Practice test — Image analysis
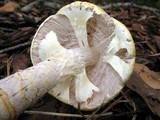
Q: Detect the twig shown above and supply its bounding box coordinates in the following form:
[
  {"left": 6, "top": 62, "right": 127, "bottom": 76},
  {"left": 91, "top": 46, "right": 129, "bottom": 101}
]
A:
[
  {"left": 6, "top": 59, "right": 11, "bottom": 76},
  {"left": 86, "top": 101, "right": 105, "bottom": 120},
  {"left": 118, "top": 100, "right": 137, "bottom": 120},
  {"left": 147, "top": 53, "right": 160, "bottom": 57},
  {"left": 93, "top": 95, "right": 124, "bottom": 120},
  {"left": 100, "top": 2, "right": 160, "bottom": 17},
  {"left": 24, "top": 110, "right": 143, "bottom": 119},
  {"left": 0, "top": 41, "right": 31, "bottom": 54},
  {"left": 21, "top": 0, "right": 42, "bottom": 12},
  {"left": 76, "top": 101, "right": 105, "bottom": 119},
  {"left": 77, "top": 103, "right": 86, "bottom": 118},
  {"left": 121, "top": 90, "right": 138, "bottom": 120},
  {"left": 44, "top": 2, "right": 61, "bottom": 9},
  {"left": 24, "top": 110, "right": 112, "bottom": 118},
  {"left": 103, "top": 111, "right": 143, "bottom": 118}
]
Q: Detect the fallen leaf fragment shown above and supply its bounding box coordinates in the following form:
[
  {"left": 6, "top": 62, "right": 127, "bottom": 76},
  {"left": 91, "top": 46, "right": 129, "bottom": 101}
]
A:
[
  {"left": 134, "top": 63, "right": 160, "bottom": 89},
  {"left": 0, "top": 1, "right": 20, "bottom": 13},
  {"left": 154, "top": 35, "right": 160, "bottom": 49},
  {"left": 127, "top": 63, "right": 160, "bottom": 117},
  {"left": 11, "top": 53, "right": 30, "bottom": 73}
]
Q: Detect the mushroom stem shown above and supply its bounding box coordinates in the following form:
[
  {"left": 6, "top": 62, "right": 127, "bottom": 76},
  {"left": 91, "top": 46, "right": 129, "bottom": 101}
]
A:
[{"left": 0, "top": 48, "right": 97, "bottom": 120}]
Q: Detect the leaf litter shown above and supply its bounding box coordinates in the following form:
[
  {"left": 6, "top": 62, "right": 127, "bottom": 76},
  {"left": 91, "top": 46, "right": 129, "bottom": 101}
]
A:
[{"left": 0, "top": 1, "right": 160, "bottom": 120}]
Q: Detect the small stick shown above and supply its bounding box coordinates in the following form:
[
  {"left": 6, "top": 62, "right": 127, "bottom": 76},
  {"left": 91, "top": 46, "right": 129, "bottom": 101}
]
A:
[
  {"left": 6, "top": 59, "right": 11, "bottom": 76},
  {"left": 0, "top": 41, "right": 31, "bottom": 54},
  {"left": 93, "top": 95, "right": 124, "bottom": 120},
  {"left": 21, "top": 0, "right": 42, "bottom": 12},
  {"left": 24, "top": 110, "right": 112, "bottom": 118},
  {"left": 44, "top": 2, "right": 61, "bottom": 9},
  {"left": 147, "top": 53, "right": 160, "bottom": 57}
]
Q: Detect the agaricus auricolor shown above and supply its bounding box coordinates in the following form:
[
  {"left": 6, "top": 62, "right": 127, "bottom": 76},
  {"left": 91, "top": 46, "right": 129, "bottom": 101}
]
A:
[{"left": 30, "top": 1, "right": 135, "bottom": 110}]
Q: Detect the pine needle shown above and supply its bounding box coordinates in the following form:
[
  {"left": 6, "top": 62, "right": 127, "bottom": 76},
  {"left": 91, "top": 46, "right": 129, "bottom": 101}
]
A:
[{"left": 24, "top": 110, "right": 112, "bottom": 118}]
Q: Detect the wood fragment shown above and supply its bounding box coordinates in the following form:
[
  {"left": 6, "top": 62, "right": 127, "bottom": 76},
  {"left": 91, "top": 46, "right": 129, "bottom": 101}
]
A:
[
  {"left": 6, "top": 59, "right": 11, "bottom": 76},
  {"left": 93, "top": 95, "right": 124, "bottom": 120},
  {"left": 21, "top": 0, "right": 41, "bottom": 12},
  {"left": 147, "top": 53, "right": 160, "bottom": 57},
  {"left": 127, "top": 65, "right": 160, "bottom": 117},
  {"left": 44, "top": 2, "right": 61, "bottom": 9},
  {"left": 0, "top": 41, "right": 31, "bottom": 54}
]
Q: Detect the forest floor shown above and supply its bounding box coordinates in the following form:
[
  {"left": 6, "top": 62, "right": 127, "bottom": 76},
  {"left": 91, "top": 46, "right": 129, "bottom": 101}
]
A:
[{"left": 0, "top": 0, "right": 160, "bottom": 120}]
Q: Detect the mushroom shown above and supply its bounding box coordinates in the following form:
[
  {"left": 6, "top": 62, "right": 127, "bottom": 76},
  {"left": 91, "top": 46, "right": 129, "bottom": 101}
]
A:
[
  {"left": 0, "top": 46, "right": 97, "bottom": 119},
  {"left": 30, "top": 1, "right": 135, "bottom": 110},
  {"left": 0, "top": 1, "right": 135, "bottom": 119}
]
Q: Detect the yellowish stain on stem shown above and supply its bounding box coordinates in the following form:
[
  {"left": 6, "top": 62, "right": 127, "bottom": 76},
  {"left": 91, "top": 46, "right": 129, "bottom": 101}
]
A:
[{"left": 0, "top": 89, "right": 17, "bottom": 119}]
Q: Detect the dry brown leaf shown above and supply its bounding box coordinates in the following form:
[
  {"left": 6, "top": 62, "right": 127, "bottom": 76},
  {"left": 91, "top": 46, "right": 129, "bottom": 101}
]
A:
[
  {"left": 11, "top": 53, "right": 30, "bottom": 73},
  {"left": 127, "top": 63, "right": 160, "bottom": 116},
  {"left": 154, "top": 35, "right": 160, "bottom": 49},
  {"left": 134, "top": 63, "right": 160, "bottom": 89},
  {"left": 138, "top": 15, "right": 147, "bottom": 21},
  {"left": 0, "top": 1, "right": 20, "bottom": 13},
  {"left": 132, "top": 23, "right": 145, "bottom": 31}
]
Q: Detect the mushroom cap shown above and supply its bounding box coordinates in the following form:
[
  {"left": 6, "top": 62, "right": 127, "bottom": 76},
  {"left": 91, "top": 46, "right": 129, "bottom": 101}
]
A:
[{"left": 30, "top": 1, "right": 135, "bottom": 110}]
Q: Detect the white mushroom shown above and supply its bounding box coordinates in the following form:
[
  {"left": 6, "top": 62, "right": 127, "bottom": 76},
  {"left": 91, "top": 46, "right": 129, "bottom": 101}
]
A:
[
  {"left": 30, "top": 1, "right": 135, "bottom": 110},
  {"left": 0, "top": 1, "right": 136, "bottom": 119}
]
